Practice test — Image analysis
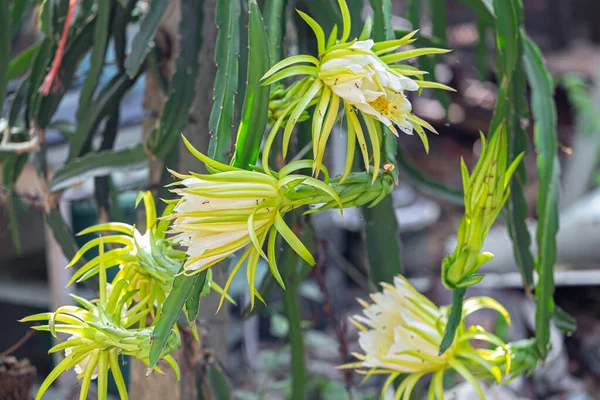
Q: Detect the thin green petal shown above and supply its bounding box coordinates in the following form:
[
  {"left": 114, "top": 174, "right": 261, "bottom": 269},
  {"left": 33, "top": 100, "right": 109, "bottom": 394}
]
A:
[
  {"left": 359, "top": 15, "right": 372, "bottom": 41},
  {"left": 181, "top": 135, "right": 237, "bottom": 172},
  {"left": 380, "top": 48, "right": 451, "bottom": 64},
  {"left": 262, "top": 65, "right": 318, "bottom": 86},
  {"left": 297, "top": 10, "right": 326, "bottom": 55},
  {"left": 262, "top": 54, "right": 320, "bottom": 81},
  {"left": 414, "top": 80, "right": 456, "bottom": 92},
  {"left": 267, "top": 226, "right": 286, "bottom": 289},
  {"left": 449, "top": 359, "right": 486, "bottom": 400},
  {"left": 79, "top": 350, "right": 100, "bottom": 400},
  {"left": 337, "top": 0, "right": 351, "bottom": 43},
  {"left": 283, "top": 79, "right": 323, "bottom": 158},
  {"left": 363, "top": 115, "right": 381, "bottom": 183},
  {"left": 274, "top": 212, "right": 315, "bottom": 265},
  {"left": 314, "top": 93, "right": 340, "bottom": 175},
  {"left": 326, "top": 24, "right": 338, "bottom": 49},
  {"left": 77, "top": 222, "right": 134, "bottom": 237}
]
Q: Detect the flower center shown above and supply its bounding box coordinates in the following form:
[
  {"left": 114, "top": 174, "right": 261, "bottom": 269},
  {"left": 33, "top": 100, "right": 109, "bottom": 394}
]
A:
[{"left": 368, "top": 93, "right": 408, "bottom": 121}]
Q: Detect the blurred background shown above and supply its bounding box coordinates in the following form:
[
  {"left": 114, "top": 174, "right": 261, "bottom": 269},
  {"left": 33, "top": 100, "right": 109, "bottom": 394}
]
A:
[{"left": 1, "top": 0, "right": 599, "bottom": 399}]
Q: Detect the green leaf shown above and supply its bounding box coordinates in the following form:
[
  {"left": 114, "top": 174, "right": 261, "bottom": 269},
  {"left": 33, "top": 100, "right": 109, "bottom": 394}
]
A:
[
  {"left": 361, "top": 196, "right": 403, "bottom": 286},
  {"left": 439, "top": 287, "right": 466, "bottom": 354},
  {"left": 77, "top": 0, "right": 111, "bottom": 117},
  {"left": 67, "top": 72, "right": 137, "bottom": 161},
  {"left": 551, "top": 305, "right": 577, "bottom": 334},
  {"left": 46, "top": 208, "right": 82, "bottom": 266},
  {"left": 489, "top": 1, "right": 535, "bottom": 291},
  {"left": 184, "top": 270, "right": 208, "bottom": 323},
  {"left": 7, "top": 42, "right": 42, "bottom": 81},
  {"left": 206, "top": 361, "right": 232, "bottom": 400},
  {"left": 396, "top": 143, "right": 463, "bottom": 206},
  {"left": 369, "top": 0, "right": 394, "bottom": 41},
  {"left": 149, "top": 267, "right": 199, "bottom": 368},
  {"left": 51, "top": 144, "right": 147, "bottom": 193},
  {"left": 125, "top": 0, "right": 168, "bottom": 78},
  {"left": 149, "top": 0, "right": 204, "bottom": 160},
  {"left": 208, "top": 0, "right": 240, "bottom": 164},
  {"left": 264, "top": 0, "right": 288, "bottom": 63},
  {"left": 407, "top": 0, "right": 421, "bottom": 30},
  {"left": 429, "top": 0, "right": 448, "bottom": 44},
  {"left": 230, "top": 0, "right": 271, "bottom": 170},
  {"left": 523, "top": 33, "right": 560, "bottom": 359},
  {"left": 0, "top": 0, "right": 10, "bottom": 110},
  {"left": 459, "top": 0, "right": 495, "bottom": 26},
  {"left": 10, "top": 0, "right": 31, "bottom": 38},
  {"left": 493, "top": 0, "right": 519, "bottom": 77}
]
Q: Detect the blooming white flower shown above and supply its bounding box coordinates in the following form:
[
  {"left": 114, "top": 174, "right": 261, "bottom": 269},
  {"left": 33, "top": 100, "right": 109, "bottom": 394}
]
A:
[
  {"left": 343, "top": 275, "right": 515, "bottom": 400},
  {"left": 261, "top": 0, "right": 454, "bottom": 181},
  {"left": 167, "top": 136, "right": 342, "bottom": 309},
  {"left": 320, "top": 40, "right": 421, "bottom": 136}
]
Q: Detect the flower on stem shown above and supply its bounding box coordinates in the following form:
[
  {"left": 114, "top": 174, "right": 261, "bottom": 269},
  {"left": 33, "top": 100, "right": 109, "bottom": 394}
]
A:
[
  {"left": 63, "top": 191, "right": 232, "bottom": 327},
  {"left": 166, "top": 136, "right": 343, "bottom": 310},
  {"left": 340, "top": 275, "right": 515, "bottom": 400},
  {"left": 260, "top": 0, "right": 454, "bottom": 181},
  {"left": 442, "top": 125, "right": 524, "bottom": 289},
  {"left": 21, "top": 239, "right": 180, "bottom": 400}
]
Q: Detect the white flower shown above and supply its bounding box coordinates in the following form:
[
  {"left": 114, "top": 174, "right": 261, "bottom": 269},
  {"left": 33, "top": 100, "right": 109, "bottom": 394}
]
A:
[
  {"left": 353, "top": 275, "right": 449, "bottom": 372},
  {"left": 344, "top": 274, "right": 515, "bottom": 400},
  {"left": 170, "top": 174, "right": 281, "bottom": 273},
  {"left": 320, "top": 40, "right": 420, "bottom": 136}
]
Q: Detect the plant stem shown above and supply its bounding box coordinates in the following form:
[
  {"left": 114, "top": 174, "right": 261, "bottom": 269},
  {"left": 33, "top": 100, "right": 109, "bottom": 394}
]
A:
[{"left": 281, "top": 227, "right": 307, "bottom": 400}]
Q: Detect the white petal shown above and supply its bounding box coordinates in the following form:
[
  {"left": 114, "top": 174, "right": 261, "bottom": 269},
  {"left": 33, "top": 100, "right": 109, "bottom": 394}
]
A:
[{"left": 350, "top": 39, "right": 375, "bottom": 51}]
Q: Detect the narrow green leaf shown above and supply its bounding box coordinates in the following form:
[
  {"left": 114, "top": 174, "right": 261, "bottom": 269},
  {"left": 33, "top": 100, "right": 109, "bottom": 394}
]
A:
[
  {"left": 264, "top": 0, "right": 288, "bottom": 63},
  {"left": 361, "top": 196, "right": 403, "bottom": 285},
  {"left": 7, "top": 42, "right": 42, "bottom": 81},
  {"left": 149, "top": 267, "right": 199, "bottom": 368},
  {"left": 46, "top": 208, "right": 82, "bottom": 266},
  {"left": 551, "top": 305, "right": 577, "bottom": 334},
  {"left": 459, "top": 0, "right": 495, "bottom": 26},
  {"left": 206, "top": 361, "right": 232, "bottom": 399},
  {"left": 429, "top": 0, "right": 448, "bottom": 44},
  {"left": 523, "top": 33, "right": 559, "bottom": 359},
  {"left": 369, "top": 0, "right": 394, "bottom": 41},
  {"left": 10, "top": 0, "right": 31, "bottom": 38},
  {"left": 125, "top": 0, "right": 168, "bottom": 77},
  {"left": 231, "top": 0, "right": 271, "bottom": 170},
  {"left": 439, "top": 287, "right": 466, "bottom": 354},
  {"left": 77, "top": 0, "right": 110, "bottom": 117},
  {"left": 493, "top": 0, "right": 519, "bottom": 77},
  {"left": 407, "top": 0, "right": 421, "bottom": 30},
  {"left": 489, "top": 1, "right": 535, "bottom": 291},
  {"left": 67, "top": 73, "right": 137, "bottom": 161},
  {"left": 51, "top": 144, "right": 146, "bottom": 193},
  {"left": 208, "top": 0, "right": 240, "bottom": 163},
  {"left": 149, "top": 0, "right": 204, "bottom": 160},
  {"left": 184, "top": 270, "right": 208, "bottom": 323},
  {"left": 0, "top": 0, "right": 11, "bottom": 110}
]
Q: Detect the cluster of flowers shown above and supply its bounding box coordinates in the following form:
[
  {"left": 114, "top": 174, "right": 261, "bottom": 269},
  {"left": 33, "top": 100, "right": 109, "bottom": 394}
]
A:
[{"left": 23, "top": 1, "right": 537, "bottom": 398}]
